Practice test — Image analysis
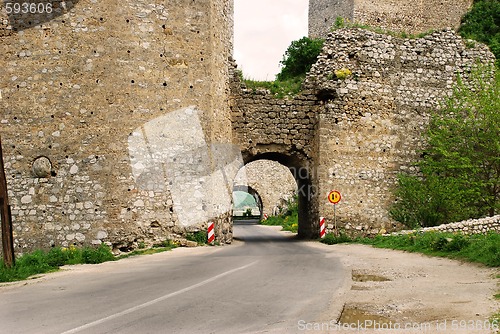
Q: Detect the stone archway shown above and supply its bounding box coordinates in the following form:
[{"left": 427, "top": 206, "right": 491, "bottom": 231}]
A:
[{"left": 242, "top": 152, "right": 319, "bottom": 239}]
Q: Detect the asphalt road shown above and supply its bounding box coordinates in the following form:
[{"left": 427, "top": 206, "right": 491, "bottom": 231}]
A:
[{"left": 0, "top": 221, "right": 347, "bottom": 334}]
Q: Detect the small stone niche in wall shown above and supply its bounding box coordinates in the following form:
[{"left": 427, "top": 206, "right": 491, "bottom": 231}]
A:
[{"left": 32, "top": 156, "right": 53, "bottom": 178}]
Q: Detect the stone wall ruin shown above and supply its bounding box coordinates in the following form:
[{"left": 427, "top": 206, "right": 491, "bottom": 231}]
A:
[
  {"left": 309, "top": 0, "right": 473, "bottom": 38},
  {"left": 231, "top": 28, "right": 495, "bottom": 237},
  {"left": 0, "top": 0, "right": 235, "bottom": 254}
]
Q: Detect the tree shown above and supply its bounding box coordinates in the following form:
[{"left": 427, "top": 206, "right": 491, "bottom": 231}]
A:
[
  {"left": 276, "top": 37, "right": 324, "bottom": 81},
  {"left": 391, "top": 66, "right": 500, "bottom": 227},
  {"left": 459, "top": 0, "right": 500, "bottom": 67}
]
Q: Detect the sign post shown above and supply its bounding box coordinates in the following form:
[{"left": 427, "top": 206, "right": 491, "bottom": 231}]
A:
[{"left": 327, "top": 190, "right": 342, "bottom": 236}]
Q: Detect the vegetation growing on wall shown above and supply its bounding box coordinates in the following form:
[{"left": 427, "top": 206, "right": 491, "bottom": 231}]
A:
[
  {"left": 391, "top": 67, "right": 500, "bottom": 228},
  {"left": 239, "top": 71, "right": 304, "bottom": 99},
  {"left": 276, "top": 37, "right": 324, "bottom": 81},
  {"left": 459, "top": 0, "right": 500, "bottom": 67},
  {"left": 240, "top": 36, "right": 324, "bottom": 98}
]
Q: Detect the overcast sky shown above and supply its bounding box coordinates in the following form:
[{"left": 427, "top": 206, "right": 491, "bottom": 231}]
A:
[{"left": 234, "top": 0, "right": 309, "bottom": 81}]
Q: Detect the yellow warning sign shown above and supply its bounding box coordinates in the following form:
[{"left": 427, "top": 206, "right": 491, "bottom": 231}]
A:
[{"left": 328, "top": 190, "right": 341, "bottom": 204}]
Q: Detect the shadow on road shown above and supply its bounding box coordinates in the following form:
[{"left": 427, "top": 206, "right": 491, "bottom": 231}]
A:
[{"left": 232, "top": 218, "right": 300, "bottom": 243}]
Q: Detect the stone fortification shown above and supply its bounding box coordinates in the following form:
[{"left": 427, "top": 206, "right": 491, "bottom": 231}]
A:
[
  {"left": 305, "top": 28, "right": 494, "bottom": 235},
  {"left": 231, "top": 28, "right": 494, "bottom": 237},
  {"left": 0, "top": 0, "right": 234, "bottom": 255},
  {"left": 309, "top": 0, "right": 473, "bottom": 38},
  {"left": 230, "top": 67, "right": 322, "bottom": 238}
]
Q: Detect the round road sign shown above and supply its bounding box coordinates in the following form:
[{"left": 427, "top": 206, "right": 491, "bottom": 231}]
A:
[{"left": 328, "top": 190, "right": 341, "bottom": 204}]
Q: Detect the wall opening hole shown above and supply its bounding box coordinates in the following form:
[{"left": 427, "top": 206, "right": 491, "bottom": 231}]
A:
[{"left": 32, "top": 156, "right": 53, "bottom": 178}]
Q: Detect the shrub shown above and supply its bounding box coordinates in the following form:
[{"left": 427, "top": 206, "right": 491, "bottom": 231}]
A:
[
  {"left": 334, "top": 68, "right": 352, "bottom": 80},
  {"left": 81, "top": 244, "right": 115, "bottom": 264},
  {"left": 186, "top": 231, "right": 208, "bottom": 245},
  {"left": 277, "top": 37, "right": 324, "bottom": 81},
  {"left": 390, "top": 67, "right": 499, "bottom": 227},
  {"left": 459, "top": 0, "right": 500, "bottom": 67}
]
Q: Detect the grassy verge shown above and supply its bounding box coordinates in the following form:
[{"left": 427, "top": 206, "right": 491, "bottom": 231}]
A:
[
  {"left": 321, "top": 231, "right": 500, "bottom": 267},
  {"left": 260, "top": 198, "right": 298, "bottom": 233},
  {"left": 0, "top": 241, "right": 177, "bottom": 283}
]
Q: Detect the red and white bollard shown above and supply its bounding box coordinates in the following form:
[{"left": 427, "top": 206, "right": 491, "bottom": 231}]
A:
[
  {"left": 207, "top": 221, "right": 215, "bottom": 244},
  {"left": 319, "top": 217, "right": 326, "bottom": 238},
  {"left": 262, "top": 213, "right": 268, "bottom": 221}
]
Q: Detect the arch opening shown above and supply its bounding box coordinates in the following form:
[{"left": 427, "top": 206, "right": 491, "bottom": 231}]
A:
[
  {"left": 232, "top": 185, "right": 263, "bottom": 220},
  {"left": 234, "top": 153, "right": 318, "bottom": 239}
]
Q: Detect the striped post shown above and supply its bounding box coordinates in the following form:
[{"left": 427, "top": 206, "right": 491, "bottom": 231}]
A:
[
  {"left": 319, "top": 217, "right": 326, "bottom": 239},
  {"left": 262, "top": 213, "right": 268, "bottom": 221},
  {"left": 207, "top": 221, "right": 215, "bottom": 244}
]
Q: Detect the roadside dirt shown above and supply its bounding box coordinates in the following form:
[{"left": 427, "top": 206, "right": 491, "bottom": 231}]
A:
[{"left": 309, "top": 242, "right": 500, "bottom": 334}]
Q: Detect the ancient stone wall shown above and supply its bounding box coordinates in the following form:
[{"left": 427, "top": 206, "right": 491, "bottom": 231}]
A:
[
  {"left": 231, "top": 28, "right": 494, "bottom": 237},
  {"left": 309, "top": 0, "right": 354, "bottom": 39},
  {"left": 230, "top": 88, "right": 318, "bottom": 163},
  {"left": 309, "top": 0, "right": 473, "bottom": 38},
  {"left": 305, "top": 28, "right": 494, "bottom": 235},
  {"left": 0, "top": 0, "right": 234, "bottom": 255}
]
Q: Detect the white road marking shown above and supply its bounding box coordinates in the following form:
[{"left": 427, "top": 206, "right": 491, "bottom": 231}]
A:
[{"left": 61, "top": 261, "right": 258, "bottom": 334}]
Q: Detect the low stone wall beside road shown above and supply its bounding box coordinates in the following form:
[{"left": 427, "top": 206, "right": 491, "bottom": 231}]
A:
[{"left": 393, "top": 215, "right": 500, "bottom": 235}]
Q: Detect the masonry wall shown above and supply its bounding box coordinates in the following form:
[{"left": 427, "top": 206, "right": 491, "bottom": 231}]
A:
[
  {"left": 0, "top": 0, "right": 234, "bottom": 254},
  {"left": 230, "top": 80, "right": 319, "bottom": 162},
  {"left": 392, "top": 215, "right": 500, "bottom": 236},
  {"left": 309, "top": 0, "right": 473, "bottom": 38},
  {"left": 230, "top": 69, "right": 322, "bottom": 238},
  {"left": 305, "top": 28, "right": 494, "bottom": 235}
]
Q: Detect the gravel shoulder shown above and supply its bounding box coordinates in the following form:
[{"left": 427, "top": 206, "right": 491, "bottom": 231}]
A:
[{"left": 307, "top": 242, "right": 500, "bottom": 334}]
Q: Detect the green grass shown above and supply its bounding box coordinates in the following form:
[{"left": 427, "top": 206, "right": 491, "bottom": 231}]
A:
[
  {"left": 0, "top": 244, "right": 115, "bottom": 282},
  {"left": 237, "top": 69, "right": 304, "bottom": 99},
  {"left": 321, "top": 231, "right": 500, "bottom": 267},
  {"left": 260, "top": 197, "right": 298, "bottom": 233},
  {"left": 0, "top": 241, "right": 177, "bottom": 283},
  {"left": 185, "top": 231, "right": 208, "bottom": 245}
]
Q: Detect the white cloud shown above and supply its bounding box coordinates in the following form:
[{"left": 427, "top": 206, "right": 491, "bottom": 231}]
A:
[{"left": 234, "top": 0, "right": 308, "bottom": 81}]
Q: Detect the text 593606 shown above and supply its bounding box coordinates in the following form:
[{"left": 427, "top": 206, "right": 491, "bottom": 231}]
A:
[{"left": 4, "top": 1, "right": 53, "bottom": 14}]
